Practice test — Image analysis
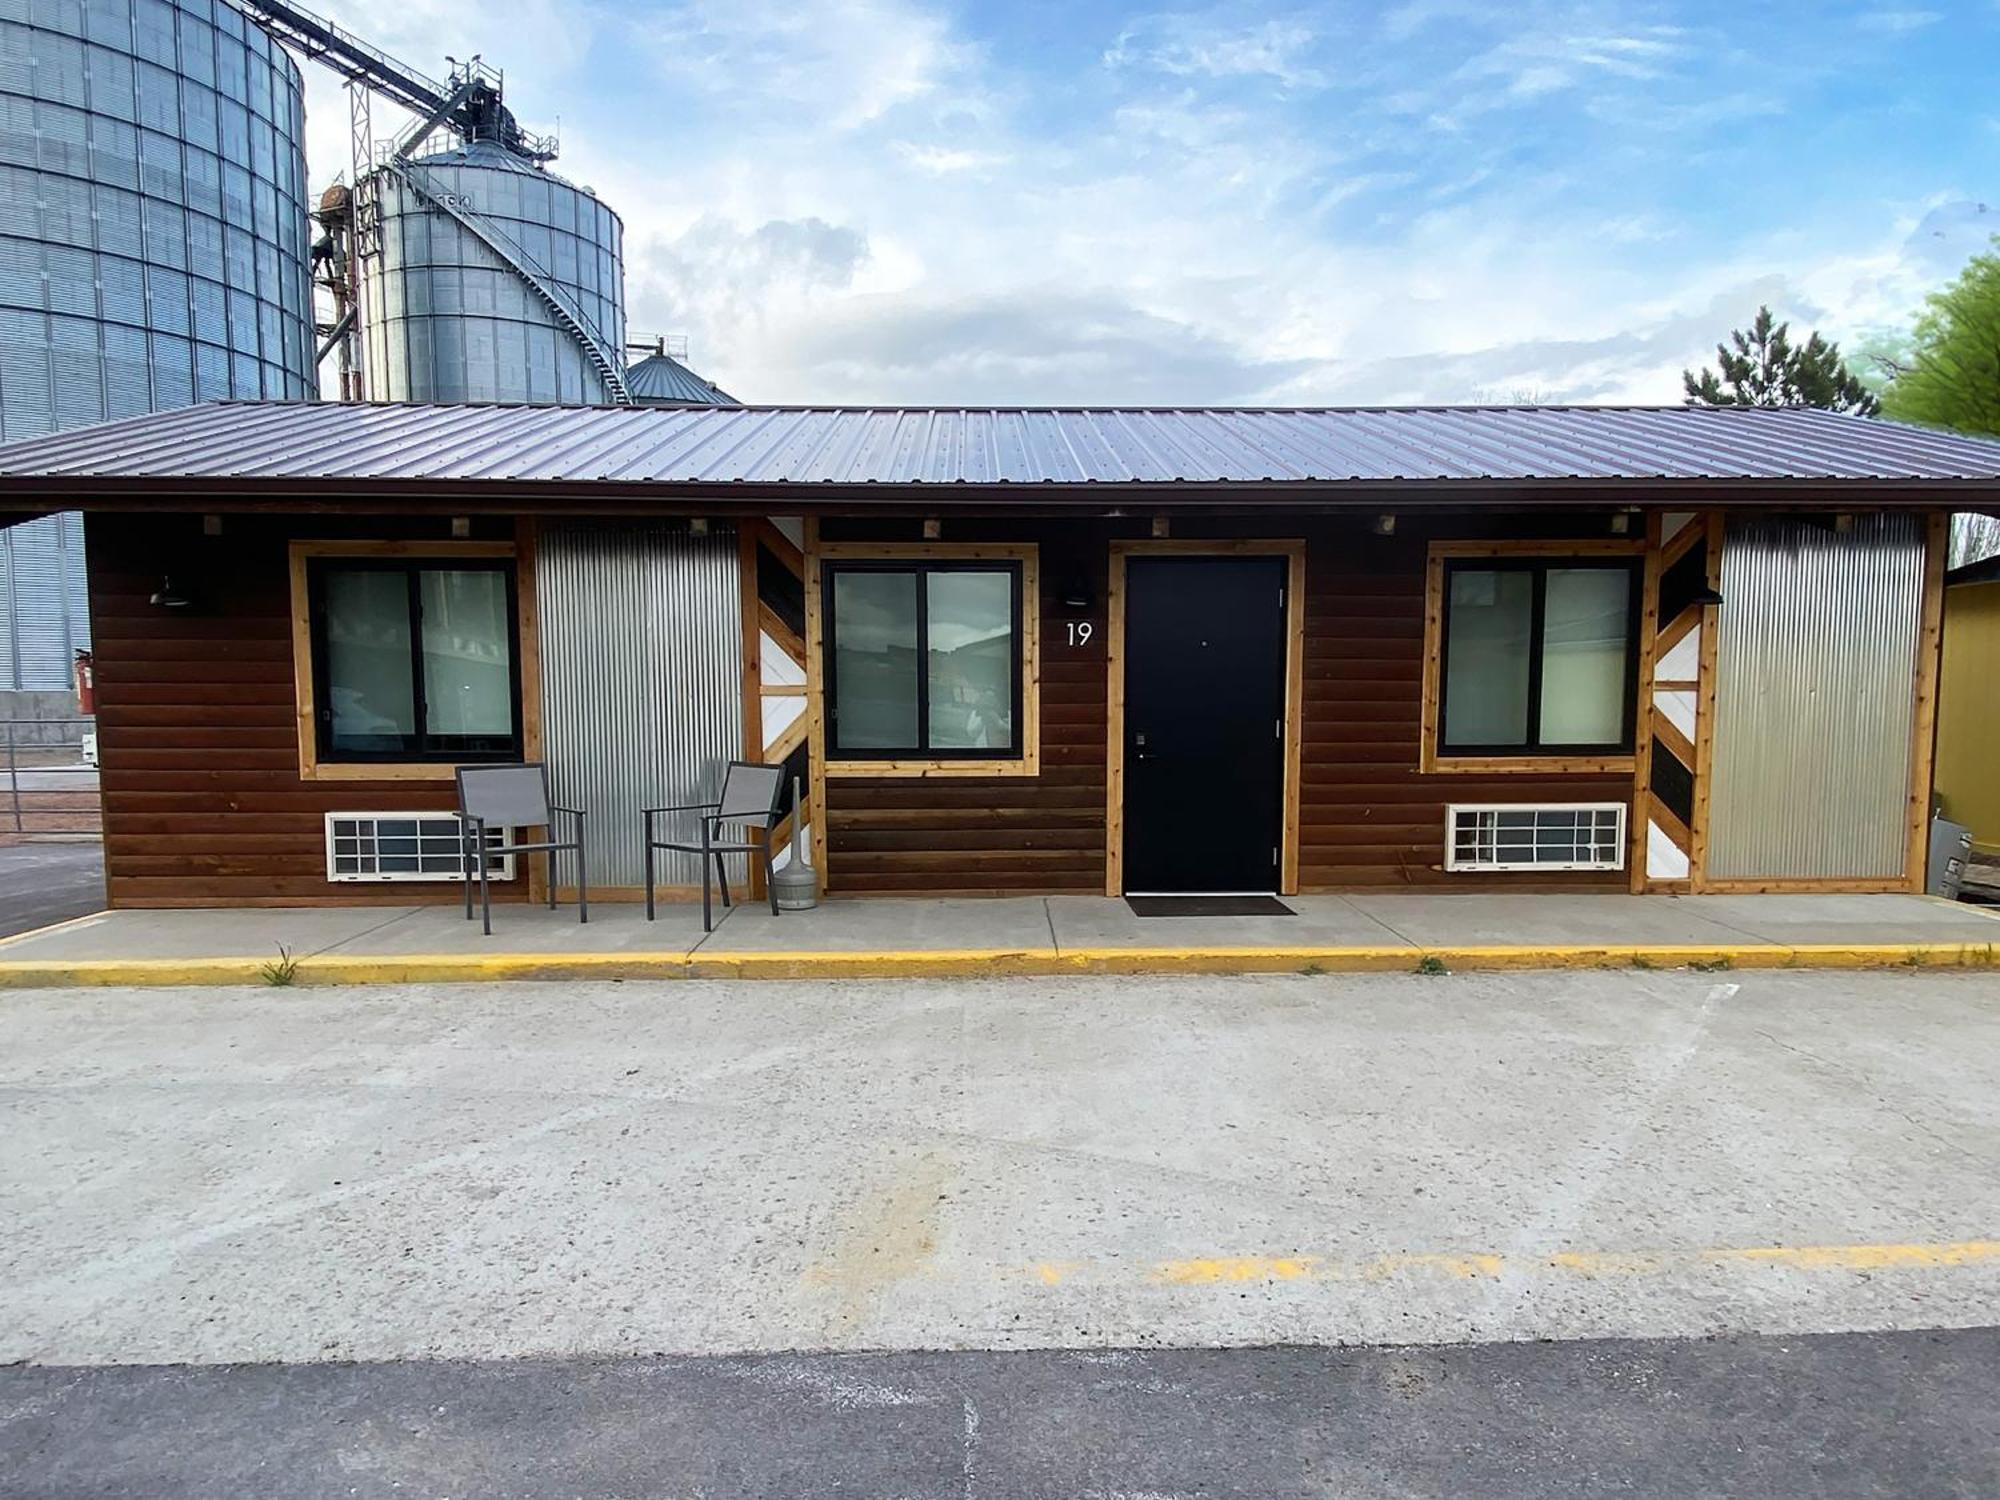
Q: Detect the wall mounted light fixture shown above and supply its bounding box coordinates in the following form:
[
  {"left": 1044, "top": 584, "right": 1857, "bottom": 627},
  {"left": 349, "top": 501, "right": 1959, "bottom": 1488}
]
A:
[{"left": 149, "top": 576, "right": 192, "bottom": 609}]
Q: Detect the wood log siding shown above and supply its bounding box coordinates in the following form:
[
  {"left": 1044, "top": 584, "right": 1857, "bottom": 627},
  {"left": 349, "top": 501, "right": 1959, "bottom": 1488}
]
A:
[
  {"left": 823, "top": 532, "right": 1107, "bottom": 896},
  {"left": 1297, "top": 529, "right": 1629, "bottom": 891},
  {"left": 821, "top": 518, "right": 1632, "bottom": 896},
  {"left": 89, "top": 514, "right": 521, "bottom": 908},
  {"left": 92, "top": 510, "right": 1636, "bottom": 908}
]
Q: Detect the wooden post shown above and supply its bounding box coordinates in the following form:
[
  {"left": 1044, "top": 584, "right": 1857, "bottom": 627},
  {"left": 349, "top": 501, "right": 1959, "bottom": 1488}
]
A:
[{"left": 1905, "top": 511, "right": 1949, "bottom": 891}]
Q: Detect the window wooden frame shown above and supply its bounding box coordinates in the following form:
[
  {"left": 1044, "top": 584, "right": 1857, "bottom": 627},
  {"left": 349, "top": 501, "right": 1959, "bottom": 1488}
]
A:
[
  {"left": 806, "top": 541, "right": 1041, "bottom": 779},
  {"left": 1420, "top": 539, "right": 1646, "bottom": 775},
  {"left": 288, "top": 539, "right": 521, "bottom": 782}
]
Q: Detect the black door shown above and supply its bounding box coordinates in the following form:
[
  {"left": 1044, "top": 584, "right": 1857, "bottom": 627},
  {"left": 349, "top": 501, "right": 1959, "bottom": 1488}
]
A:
[{"left": 1123, "top": 555, "right": 1287, "bottom": 893}]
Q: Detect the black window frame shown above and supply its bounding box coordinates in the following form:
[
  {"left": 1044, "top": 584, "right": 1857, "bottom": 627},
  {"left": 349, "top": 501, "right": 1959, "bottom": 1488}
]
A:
[
  {"left": 1437, "top": 556, "right": 1642, "bottom": 757},
  {"left": 822, "top": 559, "right": 1026, "bottom": 762},
  {"left": 306, "top": 556, "right": 524, "bottom": 765}
]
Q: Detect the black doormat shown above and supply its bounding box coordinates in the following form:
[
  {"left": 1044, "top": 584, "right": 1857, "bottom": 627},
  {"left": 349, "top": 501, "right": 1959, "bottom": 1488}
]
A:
[{"left": 1126, "top": 895, "right": 1295, "bottom": 917}]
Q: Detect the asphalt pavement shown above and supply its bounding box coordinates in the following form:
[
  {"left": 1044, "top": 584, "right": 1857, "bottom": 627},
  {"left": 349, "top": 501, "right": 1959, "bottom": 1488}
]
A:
[
  {"left": 0, "top": 840, "right": 102, "bottom": 938},
  {"left": 4, "top": 1329, "right": 1995, "bottom": 1498}
]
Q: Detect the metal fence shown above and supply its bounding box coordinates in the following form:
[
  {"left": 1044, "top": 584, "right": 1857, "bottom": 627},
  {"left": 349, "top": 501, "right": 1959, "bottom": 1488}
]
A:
[{"left": 0, "top": 715, "right": 99, "bottom": 836}]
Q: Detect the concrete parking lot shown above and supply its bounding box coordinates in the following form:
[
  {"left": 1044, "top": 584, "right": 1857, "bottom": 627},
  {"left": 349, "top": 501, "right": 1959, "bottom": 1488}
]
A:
[
  {"left": 2, "top": 967, "right": 1995, "bottom": 1494},
  {"left": 4, "top": 967, "right": 1996, "bottom": 1364}
]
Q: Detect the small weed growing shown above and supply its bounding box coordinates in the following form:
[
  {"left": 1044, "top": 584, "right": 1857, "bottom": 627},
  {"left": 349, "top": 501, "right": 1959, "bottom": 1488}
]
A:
[
  {"left": 1689, "top": 956, "right": 1733, "bottom": 974},
  {"left": 1900, "top": 951, "right": 1928, "bottom": 968},
  {"left": 1414, "top": 955, "right": 1448, "bottom": 976},
  {"left": 261, "top": 944, "right": 300, "bottom": 987},
  {"left": 1631, "top": 955, "right": 1656, "bottom": 971},
  {"left": 1299, "top": 962, "right": 1327, "bottom": 977}
]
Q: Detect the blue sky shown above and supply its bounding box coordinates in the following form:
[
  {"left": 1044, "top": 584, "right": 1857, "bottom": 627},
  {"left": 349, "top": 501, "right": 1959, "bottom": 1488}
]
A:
[{"left": 310, "top": 0, "right": 1999, "bottom": 404}]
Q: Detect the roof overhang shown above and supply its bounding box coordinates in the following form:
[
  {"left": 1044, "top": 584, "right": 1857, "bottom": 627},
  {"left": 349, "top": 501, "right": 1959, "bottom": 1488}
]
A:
[{"left": 0, "top": 475, "right": 1993, "bottom": 517}]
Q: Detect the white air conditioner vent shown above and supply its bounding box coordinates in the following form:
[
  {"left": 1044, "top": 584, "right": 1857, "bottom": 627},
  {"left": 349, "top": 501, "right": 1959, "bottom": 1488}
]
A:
[
  {"left": 1446, "top": 803, "right": 1626, "bottom": 873},
  {"left": 325, "top": 812, "right": 515, "bottom": 883}
]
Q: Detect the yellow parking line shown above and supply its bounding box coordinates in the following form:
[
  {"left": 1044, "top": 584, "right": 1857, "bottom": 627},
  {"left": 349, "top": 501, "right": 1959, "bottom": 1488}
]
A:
[{"left": 1024, "top": 1239, "right": 2000, "bottom": 1289}]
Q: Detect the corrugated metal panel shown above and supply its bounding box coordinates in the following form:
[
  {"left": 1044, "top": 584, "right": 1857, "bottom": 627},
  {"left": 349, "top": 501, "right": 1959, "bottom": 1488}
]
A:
[
  {"left": 536, "top": 520, "right": 742, "bottom": 888},
  {"left": 7, "top": 402, "right": 2000, "bottom": 489},
  {"left": 1707, "top": 515, "right": 1924, "bottom": 880},
  {"left": 0, "top": 512, "right": 85, "bottom": 688}
]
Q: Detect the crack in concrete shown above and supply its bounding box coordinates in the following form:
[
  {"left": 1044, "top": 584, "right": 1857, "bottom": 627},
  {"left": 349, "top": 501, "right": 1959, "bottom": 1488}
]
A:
[
  {"left": 306, "top": 907, "right": 436, "bottom": 959},
  {"left": 1752, "top": 1027, "right": 1987, "bottom": 1169}
]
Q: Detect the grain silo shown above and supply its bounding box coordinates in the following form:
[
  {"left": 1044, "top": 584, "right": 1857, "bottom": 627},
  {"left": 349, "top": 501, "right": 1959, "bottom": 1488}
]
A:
[
  {"left": 0, "top": 0, "right": 315, "bottom": 695},
  {"left": 626, "top": 336, "right": 738, "bottom": 407},
  {"left": 357, "top": 127, "right": 628, "bottom": 404}
]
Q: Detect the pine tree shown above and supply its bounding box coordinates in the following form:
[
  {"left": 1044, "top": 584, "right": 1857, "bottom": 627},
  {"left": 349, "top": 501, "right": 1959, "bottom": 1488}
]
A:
[{"left": 1682, "top": 306, "right": 1880, "bottom": 415}]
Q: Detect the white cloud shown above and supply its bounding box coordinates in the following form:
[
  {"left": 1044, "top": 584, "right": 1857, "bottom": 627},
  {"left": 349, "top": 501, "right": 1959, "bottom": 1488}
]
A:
[
  {"left": 280, "top": 0, "right": 1977, "bottom": 411},
  {"left": 1106, "top": 12, "right": 1326, "bottom": 88},
  {"left": 633, "top": 0, "right": 977, "bottom": 132},
  {"left": 1854, "top": 9, "right": 1943, "bottom": 33},
  {"left": 894, "top": 144, "right": 1009, "bottom": 174}
]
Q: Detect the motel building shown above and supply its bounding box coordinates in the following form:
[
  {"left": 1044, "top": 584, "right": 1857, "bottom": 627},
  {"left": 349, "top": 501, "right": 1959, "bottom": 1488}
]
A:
[{"left": 0, "top": 399, "right": 1992, "bottom": 913}]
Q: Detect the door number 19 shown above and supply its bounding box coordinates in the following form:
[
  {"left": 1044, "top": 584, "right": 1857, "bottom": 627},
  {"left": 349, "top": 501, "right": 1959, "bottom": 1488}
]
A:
[{"left": 1066, "top": 621, "right": 1094, "bottom": 646}]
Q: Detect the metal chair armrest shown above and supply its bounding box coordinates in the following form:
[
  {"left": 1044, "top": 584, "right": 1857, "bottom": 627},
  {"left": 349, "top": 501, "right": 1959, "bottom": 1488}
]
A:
[{"left": 642, "top": 800, "right": 722, "bottom": 815}]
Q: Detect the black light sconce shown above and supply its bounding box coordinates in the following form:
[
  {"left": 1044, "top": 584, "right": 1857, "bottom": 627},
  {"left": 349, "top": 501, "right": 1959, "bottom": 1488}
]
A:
[
  {"left": 149, "top": 575, "right": 193, "bottom": 609},
  {"left": 1690, "top": 584, "right": 1725, "bottom": 608},
  {"left": 1060, "top": 575, "right": 1094, "bottom": 611}
]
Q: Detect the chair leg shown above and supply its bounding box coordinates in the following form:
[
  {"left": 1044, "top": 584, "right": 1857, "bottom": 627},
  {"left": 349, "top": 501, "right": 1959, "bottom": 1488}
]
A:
[
  {"left": 644, "top": 837, "right": 655, "bottom": 923},
  {"left": 463, "top": 829, "right": 474, "bottom": 921},
  {"left": 479, "top": 851, "right": 491, "bottom": 937},
  {"left": 547, "top": 847, "right": 558, "bottom": 909},
  {"left": 767, "top": 849, "right": 779, "bottom": 916},
  {"left": 715, "top": 851, "right": 732, "bottom": 909},
  {"left": 577, "top": 834, "right": 588, "bottom": 925},
  {"left": 700, "top": 822, "right": 713, "bottom": 932}
]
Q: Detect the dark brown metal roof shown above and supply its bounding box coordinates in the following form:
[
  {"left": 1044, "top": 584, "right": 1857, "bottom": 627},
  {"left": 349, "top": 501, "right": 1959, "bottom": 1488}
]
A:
[{"left": 2, "top": 400, "right": 1998, "bottom": 501}]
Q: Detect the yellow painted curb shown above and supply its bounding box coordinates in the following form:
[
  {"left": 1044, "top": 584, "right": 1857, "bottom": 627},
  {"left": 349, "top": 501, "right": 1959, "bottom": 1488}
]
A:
[
  {"left": 0, "top": 938, "right": 1991, "bottom": 988},
  {"left": 685, "top": 947, "right": 1060, "bottom": 980}
]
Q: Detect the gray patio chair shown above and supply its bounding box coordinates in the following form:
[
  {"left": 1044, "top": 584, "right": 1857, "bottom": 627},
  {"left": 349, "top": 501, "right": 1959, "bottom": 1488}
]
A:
[
  {"left": 642, "top": 761, "right": 787, "bottom": 931},
  {"left": 456, "top": 763, "right": 588, "bottom": 937}
]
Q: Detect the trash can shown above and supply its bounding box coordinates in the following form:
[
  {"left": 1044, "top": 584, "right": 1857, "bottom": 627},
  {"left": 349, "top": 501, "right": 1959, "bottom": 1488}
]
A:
[{"left": 1928, "top": 816, "right": 1972, "bottom": 900}]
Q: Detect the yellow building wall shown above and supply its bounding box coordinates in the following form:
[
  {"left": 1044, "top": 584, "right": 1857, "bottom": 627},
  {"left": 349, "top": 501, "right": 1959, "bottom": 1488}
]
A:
[{"left": 1935, "top": 579, "right": 2000, "bottom": 854}]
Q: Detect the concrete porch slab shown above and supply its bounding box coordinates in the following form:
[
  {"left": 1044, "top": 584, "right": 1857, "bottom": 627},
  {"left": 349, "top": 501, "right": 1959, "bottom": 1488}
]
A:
[
  {"left": 1046, "top": 895, "right": 1414, "bottom": 952},
  {"left": 1679, "top": 894, "right": 2000, "bottom": 946},
  {"left": 0, "top": 905, "right": 421, "bottom": 961},
  {"left": 319, "top": 902, "right": 712, "bottom": 957},
  {"left": 1341, "top": 893, "right": 1764, "bottom": 948},
  {"left": 0, "top": 893, "right": 1989, "bottom": 988}
]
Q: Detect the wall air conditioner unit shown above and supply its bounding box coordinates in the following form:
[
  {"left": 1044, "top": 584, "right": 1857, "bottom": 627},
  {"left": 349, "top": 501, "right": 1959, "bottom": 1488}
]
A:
[
  {"left": 1445, "top": 803, "right": 1627, "bottom": 873},
  {"left": 325, "top": 812, "right": 515, "bottom": 883}
]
